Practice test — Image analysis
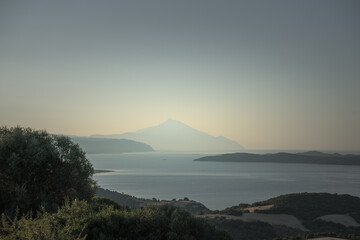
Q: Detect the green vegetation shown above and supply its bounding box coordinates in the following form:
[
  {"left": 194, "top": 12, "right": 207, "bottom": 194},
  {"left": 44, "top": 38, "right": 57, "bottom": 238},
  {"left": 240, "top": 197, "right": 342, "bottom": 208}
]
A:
[
  {"left": 210, "top": 193, "right": 360, "bottom": 239},
  {"left": 1, "top": 197, "right": 231, "bottom": 240},
  {"left": 253, "top": 193, "right": 360, "bottom": 222},
  {"left": 207, "top": 219, "right": 276, "bottom": 240},
  {"left": 0, "top": 126, "right": 96, "bottom": 215},
  {"left": 253, "top": 193, "right": 360, "bottom": 236},
  {"left": 305, "top": 219, "right": 360, "bottom": 236}
]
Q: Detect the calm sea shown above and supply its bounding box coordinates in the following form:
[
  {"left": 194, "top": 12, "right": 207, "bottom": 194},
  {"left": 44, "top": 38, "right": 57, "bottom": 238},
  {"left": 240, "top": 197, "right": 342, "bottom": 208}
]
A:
[{"left": 88, "top": 152, "right": 360, "bottom": 210}]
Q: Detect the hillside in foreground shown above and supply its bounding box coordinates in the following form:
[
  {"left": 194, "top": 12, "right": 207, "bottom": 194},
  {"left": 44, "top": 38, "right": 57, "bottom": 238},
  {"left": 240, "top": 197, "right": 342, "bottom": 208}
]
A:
[
  {"left": 206, "top": 193, "right": 360, "bottom": 240},
  {"left": 96, "top": 189, "right": 360, "bottom": 240}
]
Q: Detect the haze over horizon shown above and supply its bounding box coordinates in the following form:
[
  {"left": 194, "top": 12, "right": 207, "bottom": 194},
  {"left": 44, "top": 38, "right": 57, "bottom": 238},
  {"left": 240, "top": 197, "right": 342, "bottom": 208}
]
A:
[
  {"left": 91, "top": 118, "right": 244, "bottom": 152},
  {"left": 1, "top": 0, "right": 360, "bottom": 151}
]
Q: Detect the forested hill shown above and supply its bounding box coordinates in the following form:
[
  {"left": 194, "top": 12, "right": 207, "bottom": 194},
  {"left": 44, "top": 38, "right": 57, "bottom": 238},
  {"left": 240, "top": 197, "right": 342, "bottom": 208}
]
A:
[
  {"left": 194, "top": 151, "right": 360, "bottom": 165},
  {"left": 71, "top": 136, "right": 154, "bottom": 154},
  {"left": 251, "top": 192, "right": 360, "bottom": 222},
  {"left": 207, "top": 192, "right": 360, "bottom": 240}
]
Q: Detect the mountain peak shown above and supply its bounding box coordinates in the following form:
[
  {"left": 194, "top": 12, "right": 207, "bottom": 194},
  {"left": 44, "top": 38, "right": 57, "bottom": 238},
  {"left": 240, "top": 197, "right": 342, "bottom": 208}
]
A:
[
  {"left": 159, "top": 119, "right": 192, "bottom": 128},
  {"left": 162, "top": 118, "right": 183, "bottom": 125}
]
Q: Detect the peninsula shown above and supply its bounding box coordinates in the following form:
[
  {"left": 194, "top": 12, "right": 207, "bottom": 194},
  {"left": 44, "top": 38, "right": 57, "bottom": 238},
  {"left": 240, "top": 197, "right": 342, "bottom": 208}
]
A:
[{"left": 194, "top": 151, "right": 360, "bottom": 165}]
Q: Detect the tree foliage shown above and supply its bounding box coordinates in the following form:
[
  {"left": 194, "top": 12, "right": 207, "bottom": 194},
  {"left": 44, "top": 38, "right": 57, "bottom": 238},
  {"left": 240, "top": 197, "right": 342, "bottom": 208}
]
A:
[
  {"left": 0, "top": 126, "right": 96, "bottom": 214},
  {"left": 207, "top": 218, "right": 276, "bottom": 240},
  {"left": 1, "top": 198, "right": 232, "bottom": 240}
]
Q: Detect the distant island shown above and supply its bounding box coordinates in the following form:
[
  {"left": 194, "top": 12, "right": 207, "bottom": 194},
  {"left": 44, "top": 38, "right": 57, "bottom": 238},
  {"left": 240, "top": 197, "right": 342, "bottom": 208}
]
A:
[
  {"left": 194, "top": 151, "right": 360, "bottom": 165},
  {"left": 70, "top": 136, "right": 154, "bottom": 154},
  {"left": 91, "top": 119, "right": 243, "bottom": 152}
]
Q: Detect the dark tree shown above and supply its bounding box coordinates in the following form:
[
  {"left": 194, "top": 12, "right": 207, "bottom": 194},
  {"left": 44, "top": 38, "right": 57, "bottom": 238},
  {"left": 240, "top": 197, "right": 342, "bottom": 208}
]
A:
[{"left": 0, "top": 126, "right": 96, "bottom": 214}]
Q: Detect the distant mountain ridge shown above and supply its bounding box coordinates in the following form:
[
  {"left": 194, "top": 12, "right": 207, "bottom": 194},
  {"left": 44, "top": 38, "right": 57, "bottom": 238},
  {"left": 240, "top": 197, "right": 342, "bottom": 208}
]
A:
[
  {"left": 70, "top": 136, "right": 154, "bottom": 154},
  {"left": 194, "top": 151, "right": 360, "bottom": 165},
  {"left": 92, "top": 119, "right": 243, "bottom": 152}
]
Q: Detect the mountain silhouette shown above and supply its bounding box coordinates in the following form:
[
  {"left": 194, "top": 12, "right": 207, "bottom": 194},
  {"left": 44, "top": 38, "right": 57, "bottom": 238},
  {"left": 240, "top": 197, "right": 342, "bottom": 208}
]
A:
[{"left": 92, "top": 119, "right": 243, "bottom": 152}]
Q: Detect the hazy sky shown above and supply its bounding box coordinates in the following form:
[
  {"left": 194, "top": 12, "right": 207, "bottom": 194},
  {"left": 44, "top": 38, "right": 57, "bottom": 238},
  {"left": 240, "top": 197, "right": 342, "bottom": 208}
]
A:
[{"left": 1, "top": 0, "right": 359, "bottom": 150}]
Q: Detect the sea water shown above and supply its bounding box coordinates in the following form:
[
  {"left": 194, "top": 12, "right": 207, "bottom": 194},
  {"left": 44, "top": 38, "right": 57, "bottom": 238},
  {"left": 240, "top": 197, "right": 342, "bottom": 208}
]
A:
[{"left": 88, "top": 152, "right": 360, "bottom": 210}]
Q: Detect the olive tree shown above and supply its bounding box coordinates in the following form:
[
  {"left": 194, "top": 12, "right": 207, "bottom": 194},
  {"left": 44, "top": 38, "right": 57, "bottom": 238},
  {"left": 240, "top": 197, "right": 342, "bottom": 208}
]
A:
[{"left": 0, "top": 126, "right": 96, "bottom": 214}]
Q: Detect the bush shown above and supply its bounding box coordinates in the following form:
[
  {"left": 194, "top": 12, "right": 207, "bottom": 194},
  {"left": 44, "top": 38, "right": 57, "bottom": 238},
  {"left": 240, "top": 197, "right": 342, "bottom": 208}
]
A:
[{"left": 1, "top": 198, "right": 232, "bottom": 240}]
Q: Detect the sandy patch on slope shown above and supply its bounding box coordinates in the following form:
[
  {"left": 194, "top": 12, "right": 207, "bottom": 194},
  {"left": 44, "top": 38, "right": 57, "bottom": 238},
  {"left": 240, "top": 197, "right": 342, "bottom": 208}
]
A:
[
  {"left": 317, "top": 214, "right": 360, "bottom": 227},
  {"left": 244, "top": 204, "right": 274, "bottom": 213}
]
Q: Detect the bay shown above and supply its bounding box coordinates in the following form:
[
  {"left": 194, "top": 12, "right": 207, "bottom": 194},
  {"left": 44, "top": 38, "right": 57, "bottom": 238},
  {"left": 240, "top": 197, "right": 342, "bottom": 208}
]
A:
[{"left": 88, "top": 152, "right": 360, "bottom": 210}]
